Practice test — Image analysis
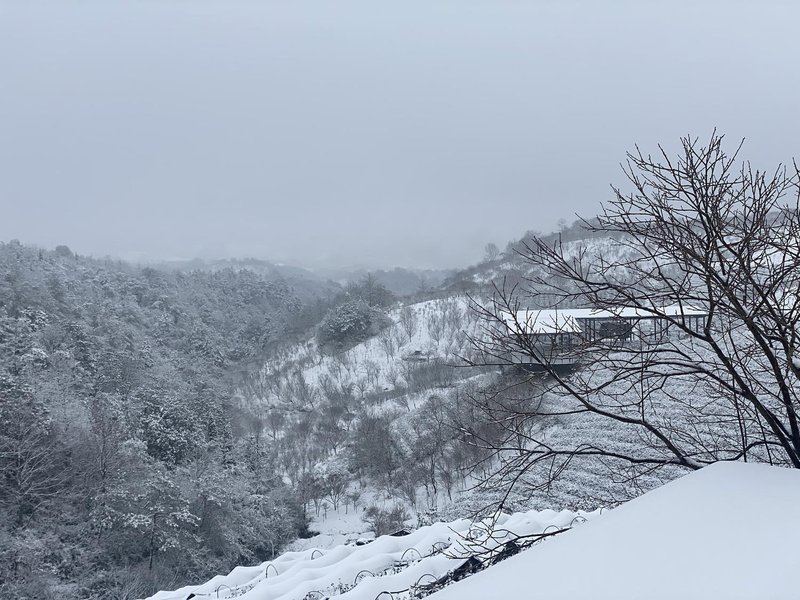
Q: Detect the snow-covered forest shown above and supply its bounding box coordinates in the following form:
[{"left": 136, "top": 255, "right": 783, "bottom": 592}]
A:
[
  {"left": 0, "top": 241, "right": 330, "bottom": 597},
  {"left": 0, "top": 230, "right": 668, "bottom": 598},
  {"left": 0, "top": 237, "right": 538, "bottom": 597}
]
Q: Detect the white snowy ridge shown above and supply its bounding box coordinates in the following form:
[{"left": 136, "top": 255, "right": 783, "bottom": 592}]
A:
[
  {"left": 429, "top": 462, "right": 800, "bottom": 600},
  {"left": 144, "top": 507, "right": 599, "bottom": 600}
]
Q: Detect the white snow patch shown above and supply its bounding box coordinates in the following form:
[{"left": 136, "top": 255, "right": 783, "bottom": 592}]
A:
[{"left": 429, "top": 462, "right": 800, "bottom": 600}]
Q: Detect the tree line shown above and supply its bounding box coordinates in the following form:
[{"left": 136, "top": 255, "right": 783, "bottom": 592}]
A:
[{"left": 0, "top": 242, "right": 312, "bottom": 599}]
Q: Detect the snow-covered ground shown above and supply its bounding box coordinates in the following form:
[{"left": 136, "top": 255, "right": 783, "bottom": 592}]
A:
[
  {"left": 430, "top": 462, "right": 800, "bottom": 600},
  {"left": 284, "top": 501, "right": 375, "bottom": 553},
  {"left": 143, "top": 506, "right": 599, "bottom": 600},
  {"left": 145, "top": 462, "right": 800, "bottom": 600}
]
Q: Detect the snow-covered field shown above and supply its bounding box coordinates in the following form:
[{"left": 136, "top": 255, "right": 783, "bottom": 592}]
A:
[
  {"left": 430, "top": 462, "right": 800, "bottom": 600},
  {"left": 144, "top": 506, "right": 599, "bottom": 600},
  {"left": 282, "top": 498, "right": 377, "bottom": 553}
]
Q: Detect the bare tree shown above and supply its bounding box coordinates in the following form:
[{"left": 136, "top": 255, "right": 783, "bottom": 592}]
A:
[
  {"left": 379, "top": 328, "right": 397, "bottom": 362},
  {"left": 364, "top": 359, "right": 381, "bottom": 389},
  {"left": 399, "top": 306, "right": 419, "bottom": 341},
  {"left": 468, "top": 133, "right": 800, "bottom": 503},
  {"left": 386, "top": 365, "right": 402, "bottom": 389},
  {"left": 322, "top": 468, "right": 349, "bottom": 511},
  {"left": 427, "top": 312, "right": 446, "bottom": 348},
  {"left": 484, "top": 242, "right": 501, "bottom": 262},
  {"left": 0, "top": 378, "right": 67, "bottom": 525}
]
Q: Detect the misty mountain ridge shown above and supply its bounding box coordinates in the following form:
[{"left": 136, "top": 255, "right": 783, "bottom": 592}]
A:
[
  {"left": 116, "top": 255, "right": 454, "bottom": 299},
  {"left": 442, "top": 217, "right": 622, "bottom": 294}
]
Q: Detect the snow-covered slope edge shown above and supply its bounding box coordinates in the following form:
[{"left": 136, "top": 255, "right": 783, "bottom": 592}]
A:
[
  {"left": 144, "top": 507, "right": 600, "bottom": 600},
  {"left": 429, "top": 462, "right": 800, "bottom": 600}
]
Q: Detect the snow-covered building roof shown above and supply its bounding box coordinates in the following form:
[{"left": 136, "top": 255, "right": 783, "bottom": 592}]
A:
[
  {"left": 501, "top": 311, "right": 583, "bottom": 335},
  {"left": 504, "top": 304, "right": 707, "bottom": 335},
  {"left": 429, "top": 462, "right": 800, "bottom": 600}
]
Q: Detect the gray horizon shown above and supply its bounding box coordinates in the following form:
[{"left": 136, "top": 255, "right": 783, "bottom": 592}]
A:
[{"left": 2, "top": 0, "right": 799, "bottom": 270}]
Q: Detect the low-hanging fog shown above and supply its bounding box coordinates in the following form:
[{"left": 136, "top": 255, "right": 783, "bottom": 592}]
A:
[{"left": 1, "top": 0, "right": 799, "bottom": 269}]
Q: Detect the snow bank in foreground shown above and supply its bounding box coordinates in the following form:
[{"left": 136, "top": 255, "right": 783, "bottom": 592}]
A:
[
  {"left": 144, "top": 507, "right": 598, "bottom": 600},
  {"left": 430, "top": 462, "right": 800, "bottom": 600}
]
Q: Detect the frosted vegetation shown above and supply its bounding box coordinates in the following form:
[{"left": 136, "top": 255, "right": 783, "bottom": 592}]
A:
[
  {"left": 0, "top": 239, "right": 546, "bottom": 598},
  {"left": 0, "top": 241, "right": 320, "bottom": 599},
  {"left": 0, "top": 231, "right": 736, "bottom": 599},
  {"left": 235, "top": 295, "right": 495, "bottom": 517},
  {"left": 0, "top": 232, "right": 641, "bottom": 599}
]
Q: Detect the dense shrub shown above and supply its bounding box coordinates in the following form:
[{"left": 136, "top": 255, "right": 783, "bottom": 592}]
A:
[{"left": 317, "top": 300, "right": 390, "bottom": 348}]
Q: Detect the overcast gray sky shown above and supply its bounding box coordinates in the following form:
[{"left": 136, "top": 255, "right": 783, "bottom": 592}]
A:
[{"left": 1, "top": 1, "right": 799, "bottom": 269}]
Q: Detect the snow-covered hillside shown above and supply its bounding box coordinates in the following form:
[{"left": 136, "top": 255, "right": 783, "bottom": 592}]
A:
[
  {"left": 248, "top": 296, "right": 481, "bottom": 405},
  {"left": 464, "top": 234, "right": 632, "bottom": 288},
  {"left": 230, "top": 296, "right": 515, "bottom": 553},
  {"left": 144, "top": 506, "right": 599, "bottom": 600},
  {"left": 234, "top": 288, "right": 695, "bottom": 524}
]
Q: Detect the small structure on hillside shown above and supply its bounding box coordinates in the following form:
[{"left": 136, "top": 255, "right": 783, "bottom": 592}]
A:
[
  {"left": 388, "top": 527, "right": 413, "bottom": 537},
  {"left": 402, "top": 349, "right": 431, "bottom": 362}
]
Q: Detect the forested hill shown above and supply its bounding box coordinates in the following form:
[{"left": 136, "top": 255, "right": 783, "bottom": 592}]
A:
[
  {"left": 150, "top": 256, "right": 342, "bottom": 304},
  {"left": 0, "top": 240, "right": 325, "bottom": 599}
]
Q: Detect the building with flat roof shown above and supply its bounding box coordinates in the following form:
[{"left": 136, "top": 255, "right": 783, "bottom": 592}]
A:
[{"left": 501, "top": 305, "right": 709, "bottom": 371}]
